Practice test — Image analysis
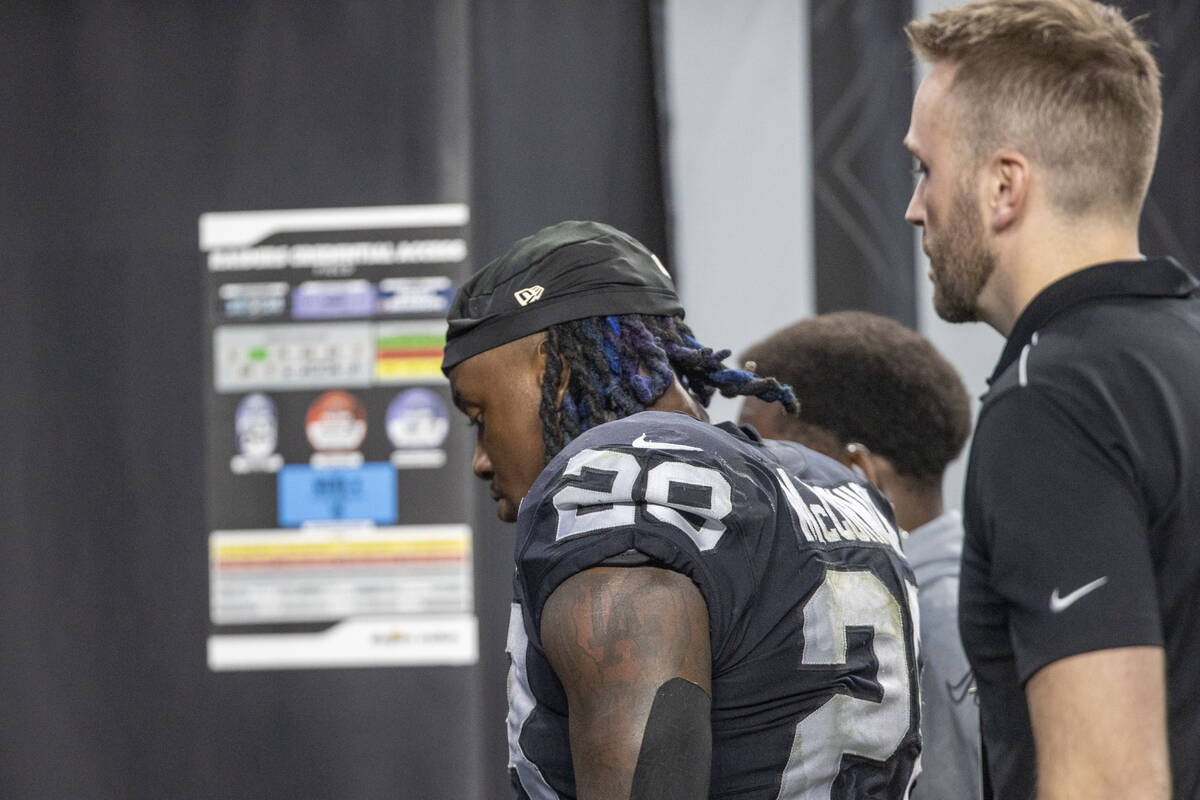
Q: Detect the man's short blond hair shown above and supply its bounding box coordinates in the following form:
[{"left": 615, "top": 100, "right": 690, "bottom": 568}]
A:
[{"left": 906, "top": 0, "right": 1161, "bottom": 218}]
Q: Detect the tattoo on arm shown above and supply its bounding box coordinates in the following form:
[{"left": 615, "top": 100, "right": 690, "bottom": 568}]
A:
[{"left": 541, "top": 566, "right": 711, "bottom": 800}]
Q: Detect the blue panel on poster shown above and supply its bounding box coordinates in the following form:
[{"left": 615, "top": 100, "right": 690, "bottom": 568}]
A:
[{"left": 278, "top": 463, "right": 397, "bottom": 526}]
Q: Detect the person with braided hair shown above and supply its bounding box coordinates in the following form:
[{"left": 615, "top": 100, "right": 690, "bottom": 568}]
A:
[{"left": 443, "top": 221, "right": 922, "bottom": 799}]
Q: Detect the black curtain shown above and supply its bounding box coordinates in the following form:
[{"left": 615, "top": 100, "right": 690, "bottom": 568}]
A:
[
  {"left": 470, "top": 1, "right": 668, "bottom": 261},
  {"left": 0, "top": 2, "right": 664, "bottom": 797},
  {"left": 809, "top": 0, "right": 917, "bottom": 327},
  {"left": 1121, "top": 0, "right": 1200, "bottom": 269}
]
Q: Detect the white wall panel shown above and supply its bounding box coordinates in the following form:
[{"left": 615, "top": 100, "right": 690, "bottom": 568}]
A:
[{"left": 662, "top": 0, "right": 814, "bottom": 423}]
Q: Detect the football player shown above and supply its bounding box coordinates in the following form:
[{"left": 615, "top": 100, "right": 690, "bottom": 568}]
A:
[{"left": 443, "top": 221, "right": 921, "bottom": 799}]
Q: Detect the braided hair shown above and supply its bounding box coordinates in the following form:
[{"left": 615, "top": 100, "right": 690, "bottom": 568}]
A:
[{"left": 536, "top": 313, "right": 797, "bottom": 462}]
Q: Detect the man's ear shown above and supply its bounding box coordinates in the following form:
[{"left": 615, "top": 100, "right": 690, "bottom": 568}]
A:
[
  {"left": 988, "top": 149, "right": 1031, "bottom": 232},
  {"left": 534, "top": 336, "right": 571, "bottom": 404},
  {"left": 844, "top": 442, "right": 882, "bottom": 488}
]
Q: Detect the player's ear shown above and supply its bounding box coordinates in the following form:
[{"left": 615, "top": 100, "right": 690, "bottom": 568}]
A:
[
  {"left": 844, "top": 442, "right": 882, "bottom": 488},
  {"left": 534, "top": 335, "right": 572, "bottom": 405}
]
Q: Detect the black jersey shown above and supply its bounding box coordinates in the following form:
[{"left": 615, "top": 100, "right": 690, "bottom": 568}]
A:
[
  {"left": 960, "top": 258, "right": 1200, "bottom": 799},
  {"left": 506, "top": 411, "right": 921, "bottom": 799}
]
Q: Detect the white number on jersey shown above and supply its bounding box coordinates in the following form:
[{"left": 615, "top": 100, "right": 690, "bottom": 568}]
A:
[
  {"left": 776, "top": 569, "right": 917, "bottom": 799},
  {"left": 552, "top": 448, "right": 733, "bottom": 551}
]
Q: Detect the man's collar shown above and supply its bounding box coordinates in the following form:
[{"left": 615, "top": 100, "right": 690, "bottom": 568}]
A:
[
  {"left": 989, "top": 257, "right": 1198, "bottom": 383},
  {"left": 717, "top": 419, "right": 762, "bottom": 442}
]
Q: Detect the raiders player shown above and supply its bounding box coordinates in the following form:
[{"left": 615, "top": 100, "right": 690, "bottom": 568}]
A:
[{"left": 443, "top": 221, "right": 921, "bottom": 799}]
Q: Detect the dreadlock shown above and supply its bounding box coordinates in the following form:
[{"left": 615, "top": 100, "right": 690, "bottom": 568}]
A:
[{"left": 537, "top": 313, "right": 797, "bottom": 462}]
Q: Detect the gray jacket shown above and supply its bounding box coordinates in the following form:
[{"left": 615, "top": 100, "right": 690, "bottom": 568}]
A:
[{"left": 904, "top": 511, "right": 981, "bottom": 800}]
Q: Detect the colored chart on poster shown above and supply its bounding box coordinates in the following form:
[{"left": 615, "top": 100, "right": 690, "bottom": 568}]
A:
[
  {"left": 214, "top": 322, "right": 374, "bottom": 392},
  {"left": 374, "top": 321, "right": 445, "bottom": 383},
  {"left": 210, "top": 523, "right": 472, "bottom": 623}
]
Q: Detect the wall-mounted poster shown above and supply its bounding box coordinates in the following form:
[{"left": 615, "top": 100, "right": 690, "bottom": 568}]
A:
[{"left": 201, "top": 204, "right": 476, "bottom": 671}]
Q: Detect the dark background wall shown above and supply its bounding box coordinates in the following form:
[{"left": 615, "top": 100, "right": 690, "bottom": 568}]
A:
[
  {"left": 471, "top": 1, "right": 668, "bottom": 259},
  {"left": 1121, "top": 0, "right": 1200, "bottom": 266},
  {"left": 809, "top": 0, "right": 917, "bottom": 326}
]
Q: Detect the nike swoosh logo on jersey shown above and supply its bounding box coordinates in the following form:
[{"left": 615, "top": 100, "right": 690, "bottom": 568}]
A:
[
  {"left": 1049, "top": 576, "right": 1109, "bottom": 613},
  {"left": 631, "top": 433, "right": 702, "bottom": 451},
  {"left": 946, "top": 669, "right": 976, "bottom": 705}
]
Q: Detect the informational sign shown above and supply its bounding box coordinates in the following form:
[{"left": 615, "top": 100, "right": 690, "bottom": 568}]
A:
[
  {"left": 202, "top": 204, "right": 475, "bottom": 671},
  {"left": 208, "top": 524, "right": 475, "bottom": 670}
]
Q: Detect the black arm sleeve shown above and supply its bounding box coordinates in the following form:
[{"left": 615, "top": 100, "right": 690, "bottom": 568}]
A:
[{"left": 629, "top": 678, "right": 712, "bottom": 800}]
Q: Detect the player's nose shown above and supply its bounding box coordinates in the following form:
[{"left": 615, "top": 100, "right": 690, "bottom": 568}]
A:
[{"left": 472, "top": 441, "right": 493, "bottom": 480}]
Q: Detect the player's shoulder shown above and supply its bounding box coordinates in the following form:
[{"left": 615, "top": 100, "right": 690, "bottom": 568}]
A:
[
  {"left": 537, "top": 410, "right": 865, "bottom": 485},
  {"left": 544, "top": 412, "right": 844, "bottom": 482},
  {"left": 542, "top": 411, "right": 759, "bottom": 473},
  {"left": 758, "top": 434, "right": 871, "bottom": 489},
  {"left": 566, "top": 410, "right": 741, "bottom": 452}
]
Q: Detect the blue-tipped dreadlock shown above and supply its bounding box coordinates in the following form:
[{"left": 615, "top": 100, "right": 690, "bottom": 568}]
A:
[{"left": 537, "top": 313, "right": 798, "bottom": 461}]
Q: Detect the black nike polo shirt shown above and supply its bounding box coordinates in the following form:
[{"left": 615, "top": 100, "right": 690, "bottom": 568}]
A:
[{"left": 959, "top": 257, "right": 1200, "bottom": 800}]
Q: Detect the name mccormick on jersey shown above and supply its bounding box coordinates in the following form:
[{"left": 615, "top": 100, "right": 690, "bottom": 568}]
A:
[{"left": 506, "top": 411, "right": 922, "bottom": 800}]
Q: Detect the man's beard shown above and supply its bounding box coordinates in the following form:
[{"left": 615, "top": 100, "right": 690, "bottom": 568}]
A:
[{"left": 927, "top": 186, "right": 996, "bottom": 323}]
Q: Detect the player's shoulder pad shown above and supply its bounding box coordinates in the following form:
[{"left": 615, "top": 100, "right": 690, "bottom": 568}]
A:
[
  {"left": 759, "top": 436, "right": 867, "bottom": 489},
  {"left": 575, "top": 410, "right": 738, "bottom": 451},
  {"left": 546, "top": 411, "right": 749, "bottom": 470}
]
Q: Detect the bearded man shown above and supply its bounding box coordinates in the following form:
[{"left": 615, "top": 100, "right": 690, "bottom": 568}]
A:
[{"left": 904, "top": 1, "right": 1200, "bottom": 798}]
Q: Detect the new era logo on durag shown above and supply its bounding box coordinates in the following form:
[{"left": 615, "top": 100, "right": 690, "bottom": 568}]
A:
[{"left": 514, "top": 285, "right": 544, "bottom": 306}]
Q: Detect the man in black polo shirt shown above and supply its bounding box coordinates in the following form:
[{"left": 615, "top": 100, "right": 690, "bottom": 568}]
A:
[{"left": 903, "top": 1, "right": 1200, "bottom": 798}]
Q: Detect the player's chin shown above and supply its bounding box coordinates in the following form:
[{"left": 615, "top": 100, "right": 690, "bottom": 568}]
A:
[{"left": 495, "top": 497, "right": 519, "bottom": 523}]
